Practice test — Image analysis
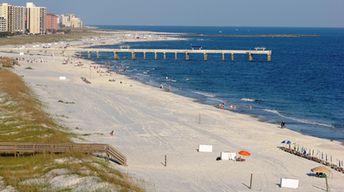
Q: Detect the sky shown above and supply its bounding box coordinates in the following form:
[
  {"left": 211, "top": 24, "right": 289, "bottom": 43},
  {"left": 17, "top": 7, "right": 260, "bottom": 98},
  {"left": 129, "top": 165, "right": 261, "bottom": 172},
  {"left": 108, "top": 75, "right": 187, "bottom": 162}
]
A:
[{"left": 6, "top": 0, "right": 344, "bottom": 27}]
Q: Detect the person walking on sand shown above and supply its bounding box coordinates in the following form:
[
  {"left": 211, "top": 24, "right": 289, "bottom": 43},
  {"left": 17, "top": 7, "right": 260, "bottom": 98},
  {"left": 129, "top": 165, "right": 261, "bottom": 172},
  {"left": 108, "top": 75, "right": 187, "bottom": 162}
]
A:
[
  {"left": 280, "top": 121, "right": 286, "bottom": 128},
  {"left": 110, "top": 130, "right": 114, "bottom": 136}
]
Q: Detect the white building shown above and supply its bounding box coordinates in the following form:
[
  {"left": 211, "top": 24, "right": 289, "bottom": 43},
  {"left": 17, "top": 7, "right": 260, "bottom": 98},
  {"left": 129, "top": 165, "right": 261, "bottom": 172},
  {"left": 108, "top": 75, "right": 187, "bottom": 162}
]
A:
[
  {"left": 0, "top": 3, "right": 9, "bottom": 32},
  {"left": 0, "top": 16, "right": 6, "bottom": 32},
  {"left": 0, "top": 3, "right": 26, "bottom": 33},
  {"left": 60, "top": 14, "right": 83, "bottom": 28},
  {"left": 26, "top": 2, "right": 46, "bottom": 34}
]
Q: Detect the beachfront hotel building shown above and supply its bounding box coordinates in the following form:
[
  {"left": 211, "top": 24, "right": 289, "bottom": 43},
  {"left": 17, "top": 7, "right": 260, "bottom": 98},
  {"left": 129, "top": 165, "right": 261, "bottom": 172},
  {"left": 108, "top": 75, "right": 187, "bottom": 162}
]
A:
[
  {"left": 46, "top": 13, "right": 58, "bottom": 33},
  {"left": 0, "top": 3, "right": 26, "bottom": 34},
  {"left": 59, "top": 14, "right": 83, "bottom": 28},
  {"left": 0, "top": 16, "right": 6, "bottom": 32},
  {"left": 0, "top": 2, "right": 83, "bottom": 34},
  {"left": 26, "top": 2, "right": 46, "bottom": 34},
  {"left": 8, "top": 5, "right": 26, "bottom": 33},
  {"left": 0, "top": 3, "right": 9, "bottom": 32}
]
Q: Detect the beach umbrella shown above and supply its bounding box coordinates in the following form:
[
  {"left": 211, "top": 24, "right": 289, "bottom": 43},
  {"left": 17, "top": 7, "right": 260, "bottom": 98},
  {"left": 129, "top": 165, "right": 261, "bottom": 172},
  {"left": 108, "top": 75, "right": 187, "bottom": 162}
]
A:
[
  {"left": 238, "top": 151, "right": 251, "bottom": 156},
  {"left": 311, "top": 166, "right": 331, "bottom": 175}
]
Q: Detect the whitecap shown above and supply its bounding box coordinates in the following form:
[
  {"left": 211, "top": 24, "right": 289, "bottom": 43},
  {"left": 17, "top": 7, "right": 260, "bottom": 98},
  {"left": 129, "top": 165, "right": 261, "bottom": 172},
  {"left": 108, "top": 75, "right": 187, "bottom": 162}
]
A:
[
  {"left": 241, "top": 98, "right": 256, "bottom": 102},
  {"left": 193, "top": 91, "right": 216, "bottom": 98}
]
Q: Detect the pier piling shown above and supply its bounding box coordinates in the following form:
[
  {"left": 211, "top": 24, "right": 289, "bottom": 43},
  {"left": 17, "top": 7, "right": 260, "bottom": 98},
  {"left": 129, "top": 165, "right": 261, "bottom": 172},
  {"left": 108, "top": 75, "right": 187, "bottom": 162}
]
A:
[
  {"left": 114, "top": 52, "right": 119, "bottom": 60},
  {"left": 204, "top": 53, "right": 208, "bottom": 61},
  {"left": 222, "top": 53, "right": 225, "bottom": 61},
  {"left": 174, "top": 52, "right": 178, "bottom": 60},
  {"left": 249, "top": 53, "right": 253, "bottom": 62},
  {"left": 155, "top": 52, "right": 158, "bottom": 60},
  {"left": 131, "top": 52, "right": 136, "bottom": 60},
  {"left": 143, "top": 52, "right": 146, "bottom": 60},
  {"left": 231, "top": 53, "right": 234, "bottom": 61},
  {"left": 185, "top": 52, "right": 189, "bottom": 61},
  {"left": 163, "top": 52, "right": 167, "bottom": 60},
  {"left": 267, "top": 53, "right": 272, "bottom": 62}
]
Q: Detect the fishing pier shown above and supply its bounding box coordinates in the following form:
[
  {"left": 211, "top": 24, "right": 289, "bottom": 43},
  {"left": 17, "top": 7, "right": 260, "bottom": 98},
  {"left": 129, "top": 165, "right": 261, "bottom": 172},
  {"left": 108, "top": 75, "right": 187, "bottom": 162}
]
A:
[{"left": 1, "top": 47, "right": 272, "bottom": 62}]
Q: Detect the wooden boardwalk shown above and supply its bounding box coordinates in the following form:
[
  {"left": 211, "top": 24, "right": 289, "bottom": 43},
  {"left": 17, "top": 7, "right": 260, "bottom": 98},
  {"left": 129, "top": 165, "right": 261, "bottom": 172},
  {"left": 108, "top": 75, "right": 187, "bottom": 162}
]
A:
[
  {"left": 0, "top": 47, "right": 272, "bottom": 62},
  {"left": 0, "top": 143, "right": 127, "bottom": 166}
]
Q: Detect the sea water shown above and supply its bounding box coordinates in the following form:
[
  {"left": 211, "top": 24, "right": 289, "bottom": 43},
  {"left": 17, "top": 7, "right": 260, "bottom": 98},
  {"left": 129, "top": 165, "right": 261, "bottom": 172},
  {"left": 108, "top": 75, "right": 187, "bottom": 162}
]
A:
[{"left": 90, "top": 26, "right": 344, "bottom": 141}]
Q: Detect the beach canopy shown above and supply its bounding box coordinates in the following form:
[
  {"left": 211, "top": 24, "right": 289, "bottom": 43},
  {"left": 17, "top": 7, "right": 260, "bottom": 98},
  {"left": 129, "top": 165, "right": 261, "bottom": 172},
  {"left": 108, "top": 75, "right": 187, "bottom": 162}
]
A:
[
  {"left": 281, "top": 140, "right": 291, "bottom": 145},
  {"left": 311, "top": 166, "right": 331, "bottom": 174},
  {"left": 238, "top": 151, "right": 251, "bottom": 156}
]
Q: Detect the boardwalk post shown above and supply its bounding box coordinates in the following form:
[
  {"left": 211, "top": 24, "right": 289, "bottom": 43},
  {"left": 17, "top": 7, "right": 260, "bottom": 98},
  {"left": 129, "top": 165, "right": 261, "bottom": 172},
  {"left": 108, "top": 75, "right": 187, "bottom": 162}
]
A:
[
  {"left": 174, "top": 52, "right": 178, "bottom": 60},
  {"left": 155, "top": 52, "right": 158, "bottom": 60},
  {"left": 249, "top": 173, "right": 253, "bottom": 189},
  {"left": 204, "top": 53, "right": 208, "bottom": 61},
  {"left": 114, "top": 51, "right": 119, "bottom": 60}
]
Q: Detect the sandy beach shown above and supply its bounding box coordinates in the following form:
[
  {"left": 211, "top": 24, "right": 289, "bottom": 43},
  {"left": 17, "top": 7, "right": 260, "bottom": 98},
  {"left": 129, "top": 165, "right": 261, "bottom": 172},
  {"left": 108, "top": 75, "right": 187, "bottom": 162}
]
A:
[{"left": 1, "top": 31, "right": 344, "bottom": 192}]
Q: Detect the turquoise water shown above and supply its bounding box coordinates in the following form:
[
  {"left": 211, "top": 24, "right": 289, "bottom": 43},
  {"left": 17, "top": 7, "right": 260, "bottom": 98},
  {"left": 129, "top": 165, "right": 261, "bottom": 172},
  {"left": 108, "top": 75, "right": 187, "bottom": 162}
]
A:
[{"left": 90, "top": 26, "right": 344, "bottom": 141}]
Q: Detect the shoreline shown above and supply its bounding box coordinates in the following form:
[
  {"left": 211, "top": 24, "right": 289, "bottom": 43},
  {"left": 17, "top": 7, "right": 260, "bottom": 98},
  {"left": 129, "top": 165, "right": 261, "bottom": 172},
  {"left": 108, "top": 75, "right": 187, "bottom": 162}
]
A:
[
  {"left": 1, "top": 31, "right": 344, "bottom": 191},
  {"left": 88, "top": 38, "right": 342, "bottom": 142}
]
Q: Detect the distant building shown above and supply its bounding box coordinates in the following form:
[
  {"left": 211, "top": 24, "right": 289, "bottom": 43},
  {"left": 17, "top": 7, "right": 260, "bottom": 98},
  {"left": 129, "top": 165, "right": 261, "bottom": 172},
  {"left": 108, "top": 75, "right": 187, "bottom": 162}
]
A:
[
  {"left": 0, "top": 3, "right": 26, "bottom": 34},
  {"left": 46, "top": 13, "right": 58, "bottom": 32},
  {"left": 0, "top": 16, "right": 6, "bottom": 32},
  {"left": 59, "top": 14, "right": 83, "bottom": 28},
  {"left": 26, "top": 2, "right": 46, "bottom": 34},
  {"left": 8, "top": 5, "right": 26, "bottom": 33},
  {"left": 0, "top": 3, "right": 9, "bottom": 32}
]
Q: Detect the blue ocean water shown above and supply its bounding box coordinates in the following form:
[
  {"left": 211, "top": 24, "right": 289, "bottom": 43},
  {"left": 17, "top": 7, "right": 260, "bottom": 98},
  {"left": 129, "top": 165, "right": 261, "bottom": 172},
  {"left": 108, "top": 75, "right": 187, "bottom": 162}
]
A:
[{"left": 91, "top": 26, "right": 344, "bottom": 141}]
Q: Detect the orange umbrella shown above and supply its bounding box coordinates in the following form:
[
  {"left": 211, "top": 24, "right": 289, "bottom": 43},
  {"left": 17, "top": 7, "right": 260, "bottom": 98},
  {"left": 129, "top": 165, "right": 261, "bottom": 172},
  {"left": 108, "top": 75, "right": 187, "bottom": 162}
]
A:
[
  {"left": 311, "top": 166, "right": 331, "bottom": 175},
  {"left": 239, "top": 151, "right": 251, "bottom": 156}
]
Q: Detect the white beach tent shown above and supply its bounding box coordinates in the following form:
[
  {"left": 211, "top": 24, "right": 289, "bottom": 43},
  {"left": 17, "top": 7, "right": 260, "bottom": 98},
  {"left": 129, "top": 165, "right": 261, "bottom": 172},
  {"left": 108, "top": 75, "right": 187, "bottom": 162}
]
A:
[
  {"left": 198, "top": 145, "right": 213, "bottom": 152},
  {"left": 220, "top": 152, "right": 236, "bottom": 161}
]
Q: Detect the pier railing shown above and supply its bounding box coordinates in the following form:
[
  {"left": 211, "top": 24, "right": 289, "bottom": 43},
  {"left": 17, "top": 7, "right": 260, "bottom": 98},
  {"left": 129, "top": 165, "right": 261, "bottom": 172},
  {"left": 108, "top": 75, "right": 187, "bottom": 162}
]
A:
[
  {"left": 0, "top": 143, "right": 127, "bottom": 166},
  {"left": 0, "top": 47, "right": 272, "bottom": 62}
]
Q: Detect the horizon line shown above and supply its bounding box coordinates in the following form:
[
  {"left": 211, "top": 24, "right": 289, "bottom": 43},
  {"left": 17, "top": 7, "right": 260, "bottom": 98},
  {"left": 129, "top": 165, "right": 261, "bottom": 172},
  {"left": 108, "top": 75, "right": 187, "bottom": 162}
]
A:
[{"left": 88, "top": 24, "right": 344, "bottom": 29}]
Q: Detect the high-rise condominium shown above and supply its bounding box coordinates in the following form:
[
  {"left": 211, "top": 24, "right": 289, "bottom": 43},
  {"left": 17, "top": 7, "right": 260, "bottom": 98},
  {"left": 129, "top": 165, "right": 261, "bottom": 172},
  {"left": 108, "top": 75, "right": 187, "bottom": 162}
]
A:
[{"left": 26, "top": 2, "right": 46, "bottom": 34}]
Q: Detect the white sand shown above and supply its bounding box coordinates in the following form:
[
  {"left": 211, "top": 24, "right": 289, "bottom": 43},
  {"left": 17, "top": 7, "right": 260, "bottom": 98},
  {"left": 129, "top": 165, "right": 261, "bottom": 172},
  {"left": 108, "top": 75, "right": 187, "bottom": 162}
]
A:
[{"left": 1, "top": 32, "right": 344, "bottom": 192}]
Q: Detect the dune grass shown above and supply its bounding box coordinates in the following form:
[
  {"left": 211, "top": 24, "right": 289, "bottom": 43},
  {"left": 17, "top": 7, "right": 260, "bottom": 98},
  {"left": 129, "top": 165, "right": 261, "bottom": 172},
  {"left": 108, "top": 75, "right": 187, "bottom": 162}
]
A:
[
  {"left": 0, "top": 29, "right": 98, "bottom": 46},
  {"left": 0, "top": 69, "right": 143, "bottom": 191}
]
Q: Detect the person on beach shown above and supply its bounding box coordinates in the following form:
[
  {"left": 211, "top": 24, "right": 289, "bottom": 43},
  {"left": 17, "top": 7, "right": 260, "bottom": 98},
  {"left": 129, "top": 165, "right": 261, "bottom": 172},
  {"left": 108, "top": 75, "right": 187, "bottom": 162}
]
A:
[
  {"left": 110, "top": 130, "right": 114, "bottom": 136},
  {"left": 280, "top": 121, "right": 286, "bottom": 128}
]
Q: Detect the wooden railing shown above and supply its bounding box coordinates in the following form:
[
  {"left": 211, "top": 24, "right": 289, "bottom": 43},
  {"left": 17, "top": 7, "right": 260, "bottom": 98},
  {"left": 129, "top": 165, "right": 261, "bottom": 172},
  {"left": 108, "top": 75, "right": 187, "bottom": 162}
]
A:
[{"left": 0, "top": 143, "right": 127, "bottom": 166}]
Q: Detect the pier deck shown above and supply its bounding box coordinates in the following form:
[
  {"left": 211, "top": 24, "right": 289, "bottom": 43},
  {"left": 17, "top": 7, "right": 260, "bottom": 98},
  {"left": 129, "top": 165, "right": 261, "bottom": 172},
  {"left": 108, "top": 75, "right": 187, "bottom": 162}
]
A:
[{"left": 0, "top": 47, "right": 272, "bottom": 62}]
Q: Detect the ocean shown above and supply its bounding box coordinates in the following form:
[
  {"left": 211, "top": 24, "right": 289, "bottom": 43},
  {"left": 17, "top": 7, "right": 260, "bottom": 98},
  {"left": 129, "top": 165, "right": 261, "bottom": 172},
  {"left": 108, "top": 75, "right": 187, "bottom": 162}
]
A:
[{"left": 90, "top": 26, "right": 344, "bottom": 141}]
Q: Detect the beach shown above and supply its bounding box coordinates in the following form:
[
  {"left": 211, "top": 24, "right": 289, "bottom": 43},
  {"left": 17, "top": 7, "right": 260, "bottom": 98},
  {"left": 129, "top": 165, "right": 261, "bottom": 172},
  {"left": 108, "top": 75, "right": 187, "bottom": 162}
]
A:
[{"left": 1, "top": 31, "right": 344, "bottom": 192}]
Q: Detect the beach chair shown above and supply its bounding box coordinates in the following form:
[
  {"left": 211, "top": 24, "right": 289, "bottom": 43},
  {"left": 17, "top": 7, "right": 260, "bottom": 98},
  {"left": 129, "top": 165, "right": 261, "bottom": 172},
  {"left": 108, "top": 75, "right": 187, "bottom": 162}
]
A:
[{"left": 236, "top": 157, "right": 246, "bottom": 162}]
